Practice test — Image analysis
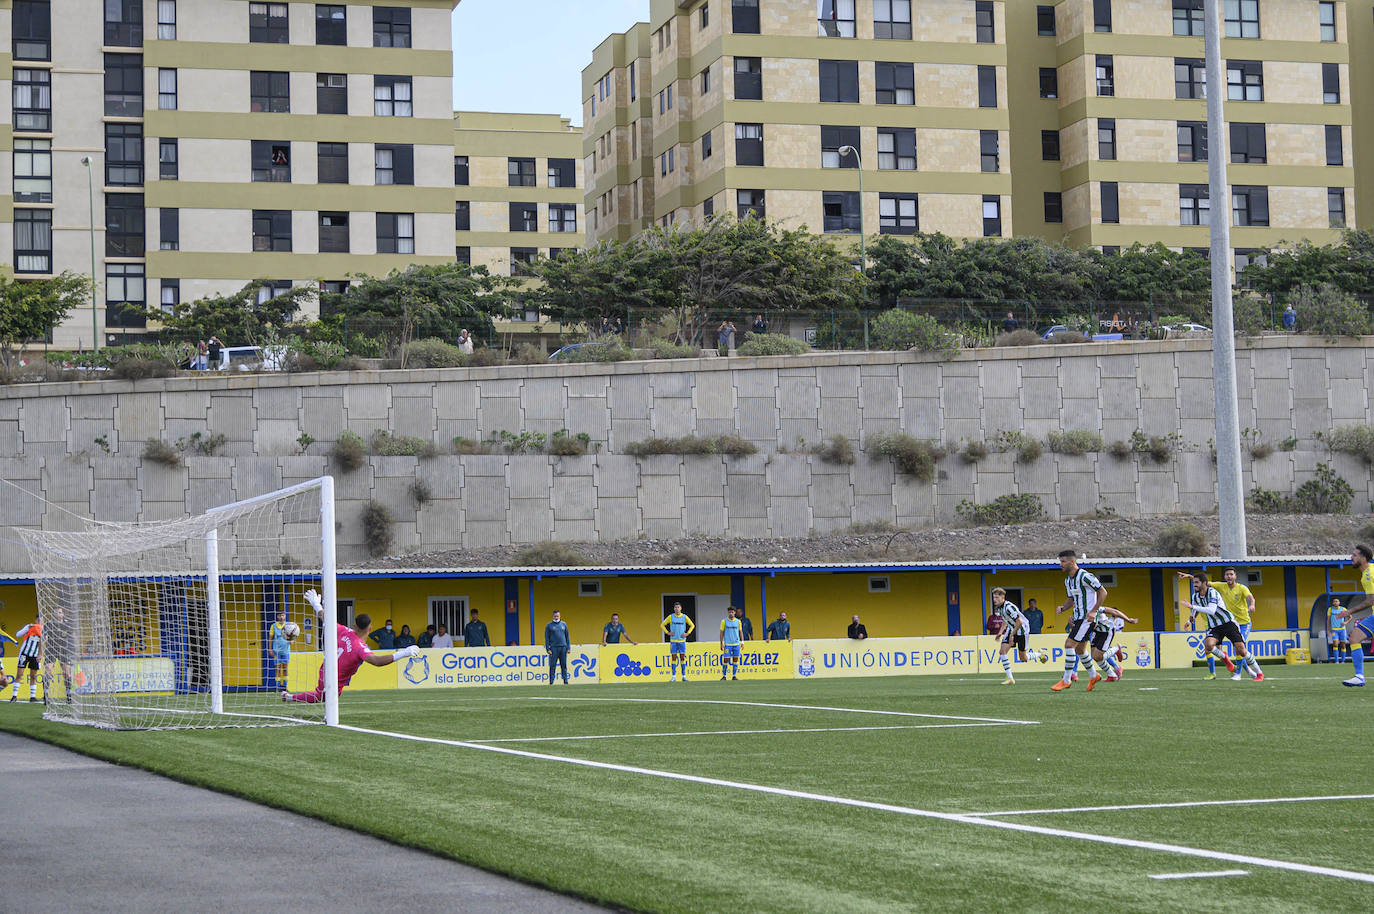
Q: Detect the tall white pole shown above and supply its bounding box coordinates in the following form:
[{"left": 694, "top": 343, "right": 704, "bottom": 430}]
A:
[
  {"left": 321, "top": 475, "right": 340, "bottom": 726},
  {"left": 205, "top": 529, "right": 224, "bottom": 714},
  {"left": 1204, "top": 0, "right": 1247, "bottom": 559}
]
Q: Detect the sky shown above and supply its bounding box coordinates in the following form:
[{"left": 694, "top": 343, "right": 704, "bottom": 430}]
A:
[{"left": 451, "top": 0, "right": 648, "bottom": 123}]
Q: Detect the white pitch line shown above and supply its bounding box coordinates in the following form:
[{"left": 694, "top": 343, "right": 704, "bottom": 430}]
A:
[
  {"left": 334, "top": 723, "right": 1374, "bottom": 886},
  {"left": 521, "top": 696, "right": 1038, "bottom": 726},
  {"left": 969, "top": 793, "right": 1374, "bottom": 818},
  {"left": 1149, "top": 870, "right": 1248, "bottom": 880},
  {"left": 470, "top": 722, "right": 1011, "bottom": 744}
]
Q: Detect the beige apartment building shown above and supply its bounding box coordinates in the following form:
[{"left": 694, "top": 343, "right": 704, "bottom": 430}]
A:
[
  {"left": 453, "top": 110, "right": 585, "bottom": 276},
  {"left": 3, "top": 0, "right": 458, "bottom": 350},
  {"left": 584, "top": 0, "right": 1374, "bottom": 273}
]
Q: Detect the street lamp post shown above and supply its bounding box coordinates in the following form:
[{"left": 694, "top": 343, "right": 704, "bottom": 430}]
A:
[
  {"left": 80, "top": 156, "right": 99, "bottom": 351},
  {"left": 838, "top": 144, "right": 868, "bottom": 348}
]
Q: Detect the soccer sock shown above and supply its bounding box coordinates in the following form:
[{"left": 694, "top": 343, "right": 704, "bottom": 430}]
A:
[
  {"left": 1079, "top": 652, "right": 1095, "bottom": 675},
  {"left": 1353, "top": 647, "right": 1364, "bottom": 678},
  {"left": 1107, "top": 654, "right": 1122, "bottom": 674},
  {"left": 1001, "top": 655, "right": 1012, "bottom": 675},
  {"left": 29, "top": 683, "right": 36, "bottom": 699},
  {"left": 1097, "top": 658, "right": 1114, "bottom": 676},
  {"left": 1062, "top": 657, "right": 1075, "bottom": 683},
  {"left": 1207, "top": 653, "right": 1216, "bottom": 674},
  {"left": 1245, "top": 655, "right": 1261, "bottom": 675},
  {"left": 1070, "top": 652, "right": 1080, "bottom": 673}
]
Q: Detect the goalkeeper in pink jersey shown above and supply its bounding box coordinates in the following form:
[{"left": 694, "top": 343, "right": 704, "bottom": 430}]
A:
[{"left": 282, "top": 589, "right": 419, "bottom": 703}]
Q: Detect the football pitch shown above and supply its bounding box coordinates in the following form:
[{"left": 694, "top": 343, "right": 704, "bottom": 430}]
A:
[{"left": 2, "top": 668, "right": 1370, "bottom": 913}]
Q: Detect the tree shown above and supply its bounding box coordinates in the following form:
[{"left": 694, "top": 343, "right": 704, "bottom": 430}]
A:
[
  {"left": 324, "top": 263, "right": 515, "bottom": 348},
  {"left": 1087, "top": 244, "right": 1210, "bottom": 310},
  {"left": 155, "top": 280, "right": 317, "bottom": 347},
  {"left": 1242, "top": 231, "right": 1374, "bottom": 301},
  {"left": 0, "top": 271, "right": 89, "bottom": 369}
]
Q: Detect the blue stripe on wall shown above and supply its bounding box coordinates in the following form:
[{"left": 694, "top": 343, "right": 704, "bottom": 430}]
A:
[{"left": 946, "top": 571, "right": 961, "bottom": 635}]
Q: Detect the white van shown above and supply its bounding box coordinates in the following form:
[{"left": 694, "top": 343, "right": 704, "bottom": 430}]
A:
[{"left": 210, "top": 345, "right": 287, "bottom": 371}]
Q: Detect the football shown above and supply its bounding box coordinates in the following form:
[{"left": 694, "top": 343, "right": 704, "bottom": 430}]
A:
[
  {"left": 1037, "top": 650, "right": 1049, "bottom": 664},
  {"left": 282, "top": 621, "right": 300, "bottom": 640}
]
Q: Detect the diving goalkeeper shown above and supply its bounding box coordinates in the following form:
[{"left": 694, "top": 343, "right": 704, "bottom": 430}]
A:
[{"left": 282, "top": 589, "right": 419, "bottom": 704}]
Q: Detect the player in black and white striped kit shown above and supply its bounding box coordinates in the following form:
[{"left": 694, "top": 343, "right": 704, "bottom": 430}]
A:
[
  {"left": 10, "top": 616, "right": 42, "bottom": 702},
  {"left": 1052, "top": 550, "right": 1109, "bottom": 691},
  {"left": 1180, "top": 570, "right": 1265, "bottom": 682}
]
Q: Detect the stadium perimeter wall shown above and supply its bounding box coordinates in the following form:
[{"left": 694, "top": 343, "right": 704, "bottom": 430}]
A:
[{"left": 1, "top": 336, "right": 1371, "bottom": 569}]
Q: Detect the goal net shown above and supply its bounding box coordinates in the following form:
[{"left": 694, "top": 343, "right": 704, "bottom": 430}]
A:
[{"left": 17, "top": 477, "right": 339, "bottom": 730}]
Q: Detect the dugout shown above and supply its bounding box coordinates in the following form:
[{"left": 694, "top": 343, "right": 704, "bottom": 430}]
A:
[{"left": 1307, "top": 592, "right": 1366, "bottom": 662}]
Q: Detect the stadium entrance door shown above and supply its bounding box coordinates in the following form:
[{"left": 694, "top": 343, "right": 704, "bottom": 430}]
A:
[{"left": 661, "top": 595, "right": 698, "bottom": 642}]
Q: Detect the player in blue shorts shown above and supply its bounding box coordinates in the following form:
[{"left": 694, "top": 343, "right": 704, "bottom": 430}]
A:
[
  {"left": 661, "top": 602, "right": 695, "bottom": 682},
  {"left": 1335, "top": 545, "right": 1374, "bottom": 687},
  {"left": 269, "top": 610, "right": 291, "bottom": 688},
  {"left": 720, "top": 606, "right": 743, "bottom": 681}
]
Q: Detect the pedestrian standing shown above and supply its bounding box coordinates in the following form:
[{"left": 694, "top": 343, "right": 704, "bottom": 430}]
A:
[{"left": 545, "top": 610, "right": 571, "bottom": 685}]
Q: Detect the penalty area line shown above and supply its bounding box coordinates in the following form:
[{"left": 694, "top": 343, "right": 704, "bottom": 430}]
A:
[
  {"left": 1149, "top": 870, "right": 1248, "bottom": 880},
  {"left": 469, "top": 722, "right": 1012, "bottom": 743},
  {"left": 334, "top": 723, "right": 1374, "bottom": 886},
  {"left": 521, "top": 696, "right": 1038, "bottom": 726},
  {"left": 968, "top": 793, "right": 1374, "bottom": 817}
]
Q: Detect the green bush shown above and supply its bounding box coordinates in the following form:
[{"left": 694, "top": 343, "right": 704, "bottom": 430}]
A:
[
  {"left": 112, "top": 358, "right": 178, "bottom": 380},
  {"left": 175, "top": 431, "right": 227, "bottom": 456},
  {"left": 330, "top": 431, "right": 368, "bottom": 472},
  {"left": 1048, "top": 331, "right": 1090, "bottom": 345},
  {"left": 1322, "top": 425, "right": 1374, "bottom": 464},
  {"left": 487, "top": 430, "right": 547, "bottom": 455},
  {"left": 404, "top": 338, "right": 465, "bottom": 369},
  {"left": 1048, "top": 429, "right": 1104, "bottom": 455},
  {"left": 994, "top": 329, "right": 1043, "bottom": 347},
  {"left": 548, "top": 429, "right": 592, "bottom": 456},
  {"left": 516, "top": 541, "right": 589, "bottom": 566},
  {"left": 1231, "top": 294, "right": 1272, "bottom": 337},
  {"left": 361, "top": 500, "right": 394, "bottom": 556},
  {"left": 642, "top": 337, "right": 699, "bottom": 359},
  {"left": 814, "top": 434, "right": 856, "bottom": 465},
  {"left": 464, "top": 348, "right": 505, "bottom": 367},
  {"left": 1249, "top": 463, "right": 1355, "bottom": 514},
  {"left": 867, "top": 432, "right": 944, "bottom": 483},
  {"left": 564, "top": 339, "right": 635, "bottom": 362},
  {"left": 1291, "top": 283, "right": 1374, "bottom": 337},
  {"left": 371, "top": 431, "right": 439, "bottom": 459},
  {"left": 1107, "top": 440, "right": 1133, "bottom": 459},
  {"left": 1248, "top": 486, "right": 1289, "bottom": 514},
  {"left": 409, "top": 479, "right": 433, "bottom": 506},
  {"left": 848, "top": 520, "right": 902, "bottom": 534},
  {"left": 956, "top": 494, "right": 1046, "bottom": 526},
  {"left": 1130, "top": 430, "right": 1182, "bottom": 463},
  {"left": 994, "top": 430, "right": 1044, "bottom": 463},
  {"left": 142, "top": 439, "right": 183, "bottom": 468},
  {"left": 870, "top": 309, "right": 958, "bottom": 357},
  {"left": 623, "top": 435, "right": 757, "bottom": 457},
  {"left": 509, "top": 343, "right": 545, "bottom": 364},
  {"left": 452, "top": 437, "right": 491, "bottom": 455},
  {"left": 960, "top": 440, "right": 988, "bottom": 463},
  {"left": 736, "top": 333, "right": 811, "bottom": 356},
  {"left": 1153, "top": 522, "right": 1208, "bottom": 556},
  {"left": 666, "top": 547, "right": 745, "bottom": 565}
]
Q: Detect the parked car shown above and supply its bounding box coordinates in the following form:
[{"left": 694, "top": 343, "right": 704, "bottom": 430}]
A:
[
  {"left": 1172, "top": 322, "right": 1212, "bottom": 334},
  {"left": 547, "top": 342, "right": 589, "bottom": 362},
  {"left": 205, "top": 345, "right": 287, "bottom": 371}
]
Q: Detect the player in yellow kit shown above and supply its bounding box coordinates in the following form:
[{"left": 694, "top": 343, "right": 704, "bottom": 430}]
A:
[
  {"left": 1215, "top": 568, "right": 1257, "bottom": 681},
  {"left": 1334, "top": 545, "right": 1374, "bottom": 687}
]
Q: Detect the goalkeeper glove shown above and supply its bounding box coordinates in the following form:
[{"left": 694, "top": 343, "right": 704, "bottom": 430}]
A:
[
  {"left": 303, "top": 589, "right": 323, "bottom": 613},
  {"left": 394, "top": 646, "right": 420, "bottom": 660}
]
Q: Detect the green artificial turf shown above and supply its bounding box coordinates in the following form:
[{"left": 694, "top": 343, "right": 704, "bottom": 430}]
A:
[{"left": 3, "top": 668, "right": 1371, "bottom": 913}]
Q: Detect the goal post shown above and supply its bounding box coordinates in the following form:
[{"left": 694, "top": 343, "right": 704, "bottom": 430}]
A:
[{"left": 18, "top": 476, "right": 339, "bottom": 731}]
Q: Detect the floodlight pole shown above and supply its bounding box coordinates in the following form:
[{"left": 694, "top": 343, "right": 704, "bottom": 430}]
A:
[
  {"left": 1204, "top": 0, "right": 1246, "bottom": 559},
  {"left": 80, "top": 157, "right": 100, "bottom": 351},
  {"left": 838, "top": 145, "right": 868, "bottom": 349}
]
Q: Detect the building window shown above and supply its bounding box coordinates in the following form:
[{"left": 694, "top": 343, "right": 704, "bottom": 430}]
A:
[
  {"left": 105, "top": 193, "right": 146, "bottom": 257},
  {"left": 105, "top": 0, "right": 143, "bottom": 47},
  {"left": 377, "top": 213, "right": 415, "bottom": 254},
  {"left": 702, "top": 130, "right": 714, "bottom": 159},
  {"left": 822, "top": 191, "right": 861, "bottom": 233},
  {"left": 982, "top": 195, "right": 1002, "bottom": 236},
  {"left": 1095, "top": 55, "right": 1114, "bottom": 97},
  {"left": 373, "top": 7, "right": 411, "bottom": 47},
  {"left": 317, "top": 73, "right": 347, "bottom": 114},
  {"left": 1322, "top": 63, "right": 1339, "bottom": 104},
  {"left": 703, "top": 197, "right": 715, "bottom": 218},
  {"left": 818, "top": 0, "right": 856, "bottom": 37},
  {"left": 1094, "top": 0, "right": 1112, "bottom": 32},
  {"left": 1175, "top": 58, "right": 1205, "bottom": 99},
  {"left": 252, "top": 209, "right": 292, "bottom": 252},
  {"left": 659, "top": 147, "right": 675, "bottom": 176},
  {"left": 251, "top": 141, "right": 291, "bottom": 182},
  {"left": 1326, "top": 125, "right": 1343, "bottom": 166},
  {"left": 1224, "top": 0, "right": 1259, "bottom": 38},
  {"left": 738, "top": 189, "right": 765, "bottom": 219},
  {"left": 1232, "top": 185, "right": 1268, "bottom": 226},
  {"left": 510, "top": 202, "right": 538, "bottom": 232},
  {"left": 736, "top": 123, "right": 764, "bottom": 166},
  {"left": 1329, "top": 187, "right": 1346, "bottom": 227},
  {"left": 1044, "top": 192, "right": 1063, "bottom": 224},
  {"left": 548, "top": 158, "right": 575, "bottom": 188},
  {"left": 509, "top": 247, "right": 537, "bottom": 276},
  {"left": 732, "top": 0, "right": 760, "bottom": 33},
  {"left": 14, "top": 209, "right": 52, "bottom": 274},
  {"left": 455, "top": 246, "right": 471, "bottom": 265},
  {"left": 821, "top": 126, "right": 860, "bottom": 168},
  {"left": 13, "top": 0, "right": 52, "bottom": 60},
  {"left": 318, "top": 142, "right": 347, "bottom": 183},
  {"left": 160, "top": 279, "right": 180, "bottom": 312},
  {"left": 1180, "top": 185, "right": 1209, "bottom": 225},
  {"left": 160, "top": 139, "right": 178, "bottom": 180},
  {"left": 14, "top": 69, "right": 52, "bottom": 132},
  {"left": 105, "top": 124, "right": 144, "bottom": 186},
  {"left": 13, "top": 139, "right": 52, "bottom": 203},
  {"left": 1100, "top": 182, "right": 1119, "bottom": 224},
  {"left": 1098, "top": 118, "right": 1116, "bottom": 161},
  {"left": 1039, "top": 67, "right": 1058, "bottom": 99},
  {"left": 1173, "top": 0, "right": 1204, "bottom": 35},
  {"left": 658, "top": 86, "right": 674, "bottom": 114},
  {"left": 1227, "top": 60, "right": 1262, "bottom": 101},
  {"left": 373, "top": 76, "right": 412, "bottom": 116},
  {"left": 550, "top": 203, "right": 578, "bottom": 233},
  {"left": 974, "top": 1, "right": 995, "bottom": 41},
  {"left": 978, "top": 65, "right": 997, "bottom": 107},
  {"left": 316, "top": 5, "right": 346, "bottom": 44},
  {"left": 1319, "top": 1, "right": 1336, "bottom": 41},
  {"left": 1229, "top": 123, "right": 1265, "bottom": 163},
  {"left": 701, "top": 67, "right": 711, "bottom": 95},
  {"left": 507, "top": 157, "right": 536, "bottom": 187},
  {"left": 249, "top": 2, "right": 288, "bottom": 43},
  {"left": 454, "top": 156, "right": 469, "bottom": 185},
  {"left": 1037, "top": 5, "right": 1055, "bottom": 35},
  {"left": 1234, "top": 249, "right": 1266, "bottom": 286},
  {"left": 1177, "top": 121, "right": 1207, "bottom": 161},
  {"left": 879, "top": 193, "right": 917, "bottom": 234},
  {"left": 106, "top": 264, "right": 147, "bottom": 327},
  {"left": 455, "top": 201, "right": 469, "bottom": 231},
  {"left": 734, "top": 56, "right": 762, "bottom": 99},
  {"left": 979, "top": 130, "right": 999, "bottom": 172},
  {"left": 877, "top": 127, "right": 916, "bottom": 170},
  {"left": 701, "top": 2, "right": 709, "bottom": 28},
  {"left": 318, "top": 212, "right": 349, "bottom": 253},
  {"left": 158, "top": 68, "right": 177, "bottom": 109},
  {"left": 875, "top": 62, "right": 914, "bottom": 105},
  {"left": 1041, "top": 130, "right": 1060, "bottom": 161},
  {"left": 820, "top": 59, "right": 859, "bottom": 102},
  {"left": 256, "top": 281, "right": 293, "bottom": 303},
  {"left": 159, "top": 208, "right": 179, "bottom": 251},
  {"left": 251, "top": 70, "right": 290, "bottom": 112},
  {"left": 104, "top": 53, "right": 143, "bottom": 117},
  {"left": 875, "top": 0, "right": 912, "bottom": 39},
  {"left": 629, "top": 60, "right": 637, "bottom": 100}
]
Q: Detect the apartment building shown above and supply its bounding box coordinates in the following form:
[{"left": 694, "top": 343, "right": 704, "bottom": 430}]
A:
[
  {"left": 4, "top": 0, "right": 457, "bottom": 350},
  {"left": 453, "top": 110, "right": 585, "bottom": 276},
  {"left": 584, "top": 0, "right": 1371, "bottom": 269}
]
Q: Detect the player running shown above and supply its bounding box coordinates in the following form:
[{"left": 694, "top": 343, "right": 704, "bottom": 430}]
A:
[
  {"left": 1052, "top": 550, "right": 1108, "bottom": 692},
  {"left": 1334, "top": 544, "right": 1374, "bottom": 687},
  {"left": 1180, "top": 571, "right": 1264, "bottom": 682},
  {"left": 1183, "top": 568, "right": 1257, "bottom": 679},
  {"left": 9, "top": 616, "right": 42, "bottom": 702},
  {"left": 282, "top": 589, "right": 418, "bottom": 704},
  {"left": 720, "top": 606, "right": 743, "bottom": 681},
  {"left": 269, "top": 610, "right": 291, "bottom": 688},
  {"left": 990, "top": 588, "right": 1043, "bottom": 685},
  {"left": 661, "top": 603, "right": 695, "bottom": 682},
  {"left": 1084, "top": 606, "right": 1137, "bottom": 690}
]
